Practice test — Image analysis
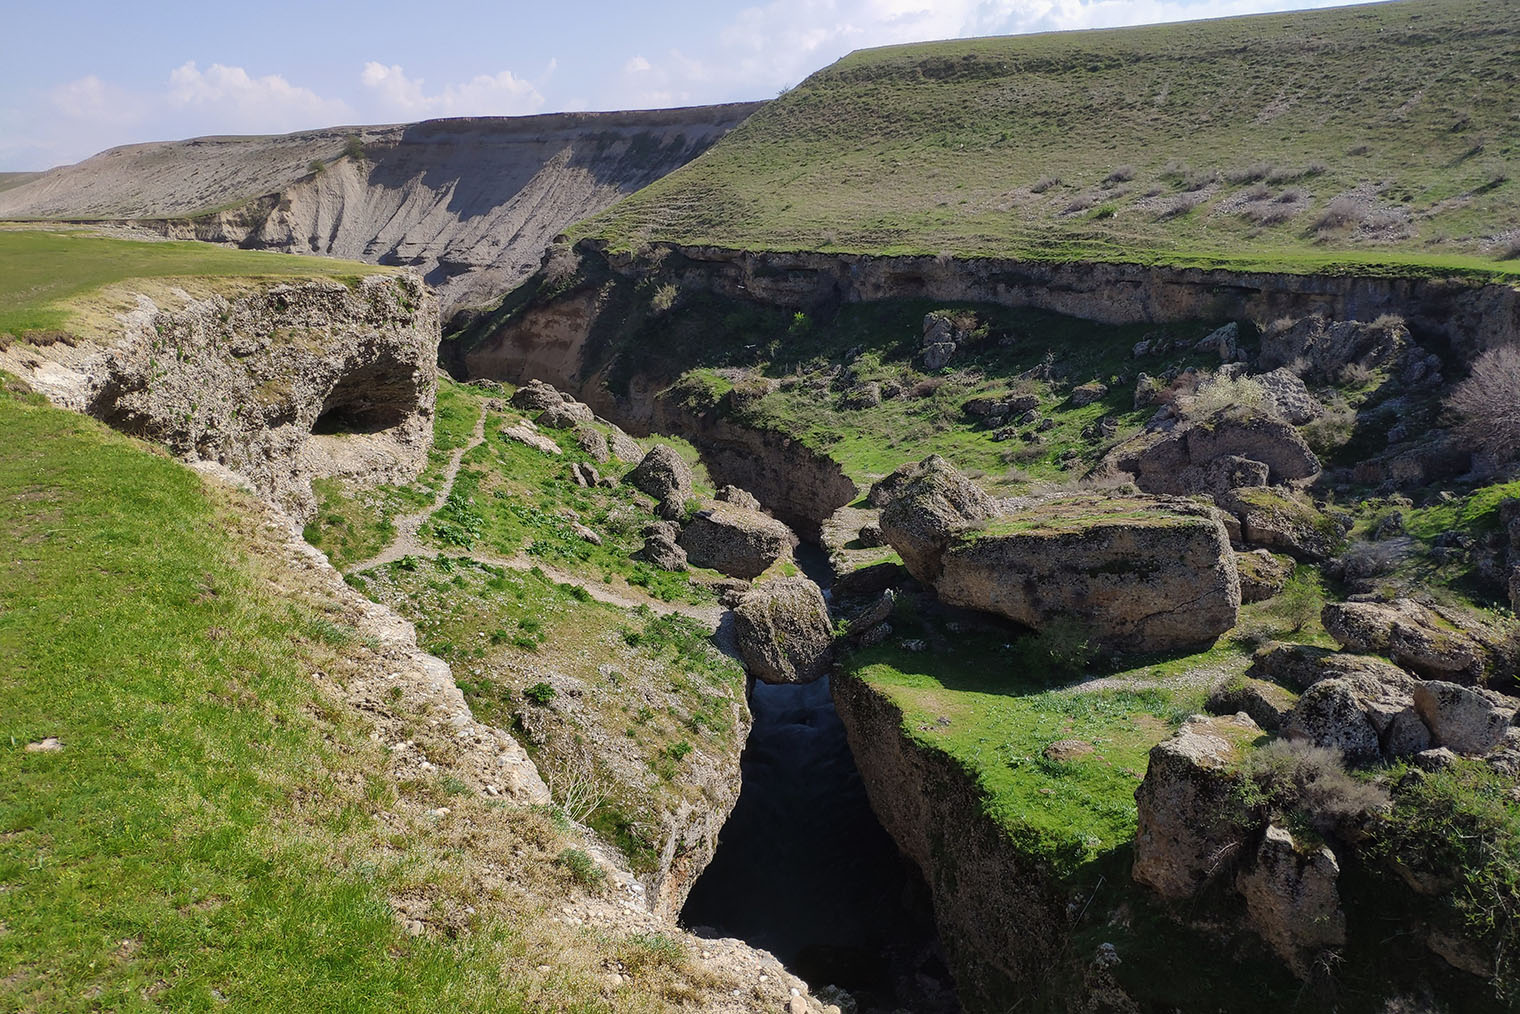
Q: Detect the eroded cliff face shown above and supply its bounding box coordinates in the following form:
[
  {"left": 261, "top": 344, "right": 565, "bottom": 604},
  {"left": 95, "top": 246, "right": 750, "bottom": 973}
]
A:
[
  {"left": 0, "top": 274, "right": 437, "bottom": 519},
  {"left": 0, "top": 109, "right": 762, "bottom": 314},
  {"left": 831, "top": 672, "right": 1072, "bottom": 1012}
]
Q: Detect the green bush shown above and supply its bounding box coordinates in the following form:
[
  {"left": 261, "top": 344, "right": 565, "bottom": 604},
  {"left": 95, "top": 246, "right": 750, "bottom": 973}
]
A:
[
  {"left": 555, "top": 847, "right": 605, "bottom": 888},
  {"left": 524, "top": 681, "right": 556, "bottom": 706}
]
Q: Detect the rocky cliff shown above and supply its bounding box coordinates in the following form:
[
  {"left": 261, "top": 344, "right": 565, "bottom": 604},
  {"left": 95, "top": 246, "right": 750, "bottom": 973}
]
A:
[
  {"left": 0, "top": 108, "right": 761, "bottom": 314},
  {"left": 0, "top": 273, "right": 437, "bottom": 518}
]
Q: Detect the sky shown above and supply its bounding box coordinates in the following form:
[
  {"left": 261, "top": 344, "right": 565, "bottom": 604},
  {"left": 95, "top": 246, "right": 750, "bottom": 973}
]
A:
[{"left": 1, "top": 0, "right": 1365, "bottom": 172}]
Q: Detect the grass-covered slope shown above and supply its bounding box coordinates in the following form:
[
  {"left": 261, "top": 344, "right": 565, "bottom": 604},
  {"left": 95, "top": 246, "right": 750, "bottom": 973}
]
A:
[
  {"left": 0, "top": 379, "right": 658, "bottom": 1012},
  {"left": 0, "top": 227, "right": 388, "bottom": 338},
  {"left": 580, "top": 0, "right": 1519, "bottom": 277}
]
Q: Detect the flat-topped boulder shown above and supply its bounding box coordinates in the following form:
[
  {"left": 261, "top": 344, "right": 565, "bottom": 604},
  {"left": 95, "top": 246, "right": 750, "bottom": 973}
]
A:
[
  {"left": 677, "top": 501, "right": 795, "bottom": 579},
  {"left": 880, "top": 457, "right": 1238, "bottom": 653}
]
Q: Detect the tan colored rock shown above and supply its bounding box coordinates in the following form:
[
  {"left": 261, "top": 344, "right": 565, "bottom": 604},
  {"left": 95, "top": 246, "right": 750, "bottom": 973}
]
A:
[
  {"left": 1236, "top": 549, "right": 1294, "bottom": 603},
  {"left": 1219, "top": 487, "right": 1341, "bottom": 561},
  {"left": 574, "top": 425, "right": 610, "bottom": 463},
  {"left": 732, "top": 578, "right": 834, "bottom": 685},
  {"left": 1245, "top": 642, "right": 1411, "bottom": 693},
  {"left": 501, "top": 420, "right": 563, "bottom": 456},
  {"left": 875, "top": 456, "right": 998, "bottom": 579},
  {"left": 626, "top": 444, "right": 694, "bottom": 511},
  {"left": 716, "top": 484, "right": 762, "bottom": 511},
  {"left": 1321, "top": 599, "right": 1496, "bottom": 683},
  {"left": 1235, "top": 824, "right": 1346, "bottom": 978},
  {"left": 1133, "top": 714, "right": 1258, "bottom": 899},
  {"left": 1412, "top": 681, "right": 1519, "bottom": 755},
  {"left": 1108, "top": 407, "right": 1318, "bottom": 497},
  {"left": 1206, "top": 677, "right": 1297, "bottom": 732},
  {"left": 510, "top": 378, "right": 567, "bottom": 414},
  {"left": 1, "top": 275, "right": 437, "bottom": 521},
  {"left": 678, "top": 502, "right": 795, "bottom": 579}
]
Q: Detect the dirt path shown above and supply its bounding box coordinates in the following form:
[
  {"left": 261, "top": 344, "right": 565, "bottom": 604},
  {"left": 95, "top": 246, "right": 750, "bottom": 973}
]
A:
[{"left": 345, "top": 402, "right": 731, "bottom": 647}]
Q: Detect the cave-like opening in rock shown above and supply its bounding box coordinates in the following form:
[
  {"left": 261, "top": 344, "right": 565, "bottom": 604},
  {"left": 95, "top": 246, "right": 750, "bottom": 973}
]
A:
[
  {"left": 311, "top": 364, "right": 414, "bottom": 435},
  {"left": 681, "top": 540, "right": 959, "bottom": 1014}
]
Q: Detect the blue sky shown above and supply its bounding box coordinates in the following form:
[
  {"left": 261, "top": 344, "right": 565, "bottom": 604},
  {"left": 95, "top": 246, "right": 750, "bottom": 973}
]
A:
[{"left": 1, "top": 0, "right": 1362, "bottom": 171}]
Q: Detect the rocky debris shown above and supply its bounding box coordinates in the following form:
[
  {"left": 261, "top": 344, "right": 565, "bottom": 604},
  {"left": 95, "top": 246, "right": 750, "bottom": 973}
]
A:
[
  {"left": 2, "top": 275, "right": 437, "bottom": 521},
  {"left": 963, "top": 393, "right": 1039, "bottom": 421},
  {"left": 1207, "top": 677, "right": 1297, "bottom": 732},
  {"left": 1246, "top": 642, "right": 1412, "bottom": 694},
  {"left": 1260, "top": 314, "right": 1410, "bottom": 383},
  {"left": 1411, "top": 681, "right": 1519, "bottom": 755},
  {"left": 1235, "top": 824, "right": 1346, "bottom": 978},
  {"left": 626, "top": 445, "right": 694, "bottom": 520},
  {"left": 921, "top": 312, "right": 965, "bottom": 370},
  {"left": 857, "top": 521, "right": 887, "bottom": 548},
  {"left": 1321, "top": 598, "right": 1499, "bottom": 683},
  {"left": 1236, "top": 549, "right": 1295, "bottom": 602},
  {"left": 678, "top": 502, "right": 795, "bottom": 579},
  {"left": 874, "top": 456, "right": 998, "bottom": 578},
  {"left": 1253, "top": 368, "right": 1323, "bottom": 424},
  {"left": 502, "top": 420, "right": 563, "bottom": 456},
  {"left": 1219, "top": 487, "right": 1341, "bottom": 561},
  {"left": 1195, "top": 322, "right": 1241, "bottom": 361},
  {"left": 570, "top": 521, "right": 602, "bottom": 545},
  {"left": 1282, "top": 674, "right": 1429, "bottom": 763},
  {"left": 1107, "top": 407, "right": 1318, "bottom": 503},
  {"left": 569, "top": 461, "right": 600, "bottom": 487},
  {"left": 574, "top": 425, "right": 610, "bottom": 463},
  {"left": 637, "top": 521, "right": 687, "bottom": 571},
  {"left": 716, "top": 484, "right": 762, "bottom": 511},
  {"left": 732, "top": 578, "right": 834, "bottom": 685},
  {"left": 1350, "top": 432, "right": 1472, "bottom": 489},
  {"left": 1070, "top": 381, "right": 1109, "bottom": 407},
  {"left": 1132, "top": 714, "right": 1257, "bottom": 899},
  {"left": 839, "top": 381, "right": 882, "bottom": 410},
  {"left": 24, "top": 737, "right": 63, "bottom": 752}
]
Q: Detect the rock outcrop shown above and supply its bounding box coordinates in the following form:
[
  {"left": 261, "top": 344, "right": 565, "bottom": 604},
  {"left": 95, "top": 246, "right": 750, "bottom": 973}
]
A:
[
  {"left": 877, "top": 457, "right": 1239, "bottom": 652},
  {"left": 1132, "top": 714, "right": 1258, "bottom": 898},
  {"left": 2, "top": 108, "right": 763, "bottom": 313},
  {"left": 1235, "top": 825, "right": 1347, "bottom": 977},
  {"left": 1321, "top": 598, "right": 1503, "bottom": 683},
  {"left": 1411, "top": 681, "right": 1519, "bottom": 755},
  {"left": 1108, "top": 406, "right": 1319, "bottom": 497},
  {"left": 1, "top": 274, "right": 436, "bottom": 519},
  {"left": 626, "top": 444, "right": 695, "bottom": 520},
  {"left": 732, "top": 578, "right": 834, "bottom": 684},
  {"left": 677, "top": 502, "right": 795, "bottom": 579}
]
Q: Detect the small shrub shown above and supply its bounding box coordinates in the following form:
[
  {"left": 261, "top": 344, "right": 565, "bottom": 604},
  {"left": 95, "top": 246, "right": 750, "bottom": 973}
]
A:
[
  {"left": 1337, "top": 361, "right": 1375, "bottom": 387},
  {"left": 1448, "top": 346, "right": 1520, "bottom": 465},
  {"left": 1227, "top": 162, "right": 1275, "bottom": 184},
  {"left": 1315, "top": 196, "right": 1366, "bottom": 232},
  {"left": 789, "top": 311, "right": 811, "bottom": 334},
  {"left": 1242, "top": 739, "right": 1390, "bottom": 834},
  {"left": 1269, "top": 573, "right": 1323, "bottom": 634},
  {"left": 1301, "top": 396, "right": 1357, "bottom": 457},
  {"left": 556, "top": 847, "right": 606, "bottom": 888},
  {"left": 1030, "top": 176, "right": 1060, "bottom": 194},
  {"left": 307, "top": 159, "right": 325, "bottom": 175},
  {"left": 649, "top": 282, "right": 678, "bottom": 313},
  {"left": 1179, "top": 374, "right": 1271, "bottom": 419},
  {"left": 342, "top": 135, "right": 366, "bottom": 161},
  {"left": 1103, "top": 166, "right": 1135, "bottom": 184},
  {"left": 524, "top": 681, "right": 556, "bottom": 706},
  {"left": 1063, "top": 192, "right": 1101, "bottom": 214},
  {"left": 1029, "top": 618, "right": 1100, "bottom": 674},
  {"left": 1090, "top": 203, "right": 1118, "bottom": 220}
]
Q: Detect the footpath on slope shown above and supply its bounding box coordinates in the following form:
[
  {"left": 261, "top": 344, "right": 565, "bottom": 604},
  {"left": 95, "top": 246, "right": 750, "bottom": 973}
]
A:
[{"left": 345, "top": 400, "right": 731, "bottom": 641}]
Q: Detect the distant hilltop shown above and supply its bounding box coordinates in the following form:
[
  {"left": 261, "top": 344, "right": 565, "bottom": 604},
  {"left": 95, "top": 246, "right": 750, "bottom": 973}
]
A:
[{"left": 0, "top": 104, "right": 763, "bottom": 313}]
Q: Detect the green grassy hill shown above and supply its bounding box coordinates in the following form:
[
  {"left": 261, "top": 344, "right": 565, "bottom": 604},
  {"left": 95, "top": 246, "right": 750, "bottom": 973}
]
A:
[{"left": 579, "top": 0, "right": 1519, "bottom": 277}]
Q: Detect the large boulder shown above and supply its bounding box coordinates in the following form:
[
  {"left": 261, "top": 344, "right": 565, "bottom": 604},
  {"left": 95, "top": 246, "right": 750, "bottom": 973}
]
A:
[
  {"left": 626, "top": 445, "right": 695, "bottom": 519},
  {"left": 1133, "top": 714, "right": 1259, "bottom": 899},
  {"left": 1236, "top": 549, "right": 1295, "bottom": 603},
  {"left": 1412, "top": 681, "right": 1519, "bottom": 755},
  {"left": 1282, "top": 673, "right": 1429, "bottom": 763},
  {"left": 1259, "top": 315, "right": 1410, "bottom": 383},
  {"left": 1109, "top": 407, "right": 1319, "bottom": 498},
  {"left": 509, "top": 378, "right": 567, "bottom": 414},
  {"left": 678, "top": 502, "right": 795, "bottom": 579},
  {"left": 1246, "top": 642, "right": 1411, "bottom": 693},
  {"left": 733, "top": 578, "right": 835, "bottom": 685},
  {"left": 1207, "top": 677, "right": 1298, "bottom": 732},
  {"left": 1235, "top": 825, "right": 1346, "bottom": 978},
  {"left": 1253, "top": 368, "right": 1323, "bottom": 426},
  {"left": 638, "top": 521, "right": 687, "bottom": 572},
  {"left": 1320, "top": 599, "right": 1496, "bottom": 683},
  {"left": 875, "top": 456, "right": 998, "bottom": 579},
  {"left": 1219, "top": 487, "right": 1342, "bottom": 561}
]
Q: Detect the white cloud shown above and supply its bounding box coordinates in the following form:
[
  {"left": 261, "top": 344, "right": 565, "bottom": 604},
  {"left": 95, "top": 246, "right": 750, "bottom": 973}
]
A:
[
  {"left": 167, "top": 62, "right": 352, "bottom": 132},
  {"left": 359, "top": 62, "right": 545, "bottom": 119},
  {"left": 611, "top": 0, "right": 1360, "bottom": 107}
]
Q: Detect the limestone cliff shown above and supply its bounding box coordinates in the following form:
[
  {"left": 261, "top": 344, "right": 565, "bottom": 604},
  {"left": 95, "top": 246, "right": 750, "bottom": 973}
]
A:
[
  {"left": 0, "top": 108, "right": 761, "bottom": 314},
  {"left": 0, "top": 273, "right": 437, "bottom": 519}
]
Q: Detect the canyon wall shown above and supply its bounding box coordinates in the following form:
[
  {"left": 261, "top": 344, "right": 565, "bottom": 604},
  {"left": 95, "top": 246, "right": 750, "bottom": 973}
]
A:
[
  {"left": 0, "top": 108, "right": 762, "bottom": 314},
  {"left": 0, "top": 273, "right": 437, "bottom": 519}
]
